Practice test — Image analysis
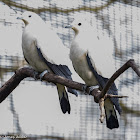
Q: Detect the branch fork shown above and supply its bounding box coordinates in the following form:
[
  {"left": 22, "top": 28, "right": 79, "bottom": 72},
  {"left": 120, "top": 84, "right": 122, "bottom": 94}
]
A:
[{"left": 89, "top": 59, "right": 139, "bottom": 122}]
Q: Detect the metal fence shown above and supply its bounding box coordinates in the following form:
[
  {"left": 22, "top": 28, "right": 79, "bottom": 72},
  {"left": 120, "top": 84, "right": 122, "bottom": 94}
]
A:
[{"left": 0, "top": 0, "right": 140, "bottom": 140}]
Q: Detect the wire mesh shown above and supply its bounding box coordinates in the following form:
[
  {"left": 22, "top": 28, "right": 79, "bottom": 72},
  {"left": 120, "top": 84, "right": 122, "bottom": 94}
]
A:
[{"left": 0, "top": 0, "right": 140, "bottom": 140}]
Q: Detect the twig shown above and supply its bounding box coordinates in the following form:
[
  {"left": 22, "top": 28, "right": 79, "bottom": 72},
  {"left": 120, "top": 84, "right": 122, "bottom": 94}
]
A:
[
  {"left": 99, "top": 98, "right": 105, "bottom": 123},
  {"left": 90, "top": 59, "right": 139, "bottom": 102},
  {"left": 100, "top": 59, "right": 139, "bottom": 98},
  {"left": 104, "top": 94, "right": 128, "bottom": 99}
]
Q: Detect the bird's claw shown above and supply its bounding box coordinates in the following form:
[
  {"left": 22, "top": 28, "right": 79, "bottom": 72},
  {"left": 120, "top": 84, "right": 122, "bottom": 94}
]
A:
[
  {"left": 39, "top": 70, "right": 49, "bottom": 81},
  {"left": 33, "top": 71, "right": 39, "bottom": 80},
  {"left": 82, "top": 85, "right": 88, "bottom": 94},
  {"left": 86, "top": 85, "right": 99, "bottom": 95}
]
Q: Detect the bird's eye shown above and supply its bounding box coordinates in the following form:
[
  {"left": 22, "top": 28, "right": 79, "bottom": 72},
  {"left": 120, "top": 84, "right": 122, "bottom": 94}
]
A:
[
  {"left": 29, "top": 15, "right": 32, "bottom": 18},
  {"left": 78, "top": 23, "right": 82, "bottom": 26}
]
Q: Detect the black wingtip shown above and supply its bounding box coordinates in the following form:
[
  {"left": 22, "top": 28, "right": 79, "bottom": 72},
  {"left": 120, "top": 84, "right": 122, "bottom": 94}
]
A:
[
  {"left": 106, "top": 114, "right": 119, "bottom": 129},
  {"left": 60, "top": 94, "right": 71, "bottom": 114},
  {"left": 67, "top": 88, "right": 78, "bottom": 96}
]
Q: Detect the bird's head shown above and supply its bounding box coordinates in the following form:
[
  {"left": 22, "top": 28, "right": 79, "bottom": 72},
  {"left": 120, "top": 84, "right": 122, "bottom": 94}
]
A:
[
  {"left": 17, "top": 11, "right": 43, "bottom": 26},
  {"left": 65, "top": 18, "right": 91, "bottom": 35}
]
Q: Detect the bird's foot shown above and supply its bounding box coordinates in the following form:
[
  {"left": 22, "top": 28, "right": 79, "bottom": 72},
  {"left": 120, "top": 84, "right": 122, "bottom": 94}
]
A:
[
  {"left": 86, "top": 85, "right": 99, "bottom": 95},
  {"left": 82, "top": 85, "right": 88, "bottom": 94},
  {"left": 39, "top": 70, "right": 49, "bottom": 81},
  {"left": 33, "top": 71, "right": 39, "bottom": 80}
]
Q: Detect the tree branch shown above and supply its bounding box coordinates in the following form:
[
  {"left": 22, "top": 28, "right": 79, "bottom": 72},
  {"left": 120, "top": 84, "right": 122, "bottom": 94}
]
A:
[
  {"left": 0, "top": 59, "right": 139, "bottom": 124},
  {"left": 90, "top": 59, "right": 139, "bottom": 102},
  {"left": 1, "top": 0, "right": 117, "bottom": 14},
  {"left": 0, "top": 67, "right": 85, "bottom": 103},
  {"left": 101, "top": 59, "right": 140, "bottom": 97},
  {"left": 90, "top": 59, "right": 139, "bottom": 122}
]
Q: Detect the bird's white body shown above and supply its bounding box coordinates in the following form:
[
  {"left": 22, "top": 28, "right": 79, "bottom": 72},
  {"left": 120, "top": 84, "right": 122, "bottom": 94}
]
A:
[
  {"left": 67, "top": 18, "right": 121, "bottom": 129},
  {"left": 21, "top": 11, "right": 77, "bottom": 114},
  {"left": 70, "top": 28, "right": 115, "bottom": 86},
  {"left": 22, "top": 21, "right": 70, "bottom": 72}
]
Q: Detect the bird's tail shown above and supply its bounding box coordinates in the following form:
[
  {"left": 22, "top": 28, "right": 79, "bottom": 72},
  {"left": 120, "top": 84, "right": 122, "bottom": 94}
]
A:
[
  {"left": 56, "top": 84, "right": 71, "bottom": 114},
  {"left": 104, "top": 99, "right": 119, "bottom": 129}
]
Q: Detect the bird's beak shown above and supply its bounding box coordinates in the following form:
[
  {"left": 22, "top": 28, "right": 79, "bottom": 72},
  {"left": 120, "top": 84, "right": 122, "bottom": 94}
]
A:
[
  {"left": 17, "top": 17, "right": 28, "bottom": 25},
  {"left": 17, "top": 16, "right": 23, "bottom": 20},
  {"left": 17, "top": 17, "right": 22, "bottom": 19},
  {"left": 65, "top": 24, "right": 78, "bottom": 34},
  {"left": 65, "top": 25, "right": 73, "bottom": 28}
]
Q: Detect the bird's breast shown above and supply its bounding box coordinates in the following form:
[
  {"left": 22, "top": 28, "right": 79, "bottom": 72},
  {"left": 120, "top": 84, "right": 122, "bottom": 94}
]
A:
[
  {"left": 71, "top": 52, "right": 98, "bottom": 86},
  {"left": 22, "top": 31, "right": 51, "bottom": 72}
]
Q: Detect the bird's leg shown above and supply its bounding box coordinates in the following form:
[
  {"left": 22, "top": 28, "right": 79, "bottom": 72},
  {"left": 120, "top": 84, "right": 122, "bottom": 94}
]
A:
[
  {"left": 82, "top": 85, "right": 88, "bottom": 94},
  {"left": 39, "top": 70, "right": 49, "bottom": 81},
  {"left": 88, "top": 85, "right": 99, "bottom": 94},
  {"left": 84, "top": 85, "right": 100, "bottom": 99},
  {"left": 33, "top": 71, "right": 39, "bottom": 80}
]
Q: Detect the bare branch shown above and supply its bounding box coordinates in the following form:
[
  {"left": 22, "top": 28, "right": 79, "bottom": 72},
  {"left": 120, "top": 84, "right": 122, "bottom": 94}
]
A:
[
  {"left": 0, "top": 68, "right": 27, "bottom": 103},
  {"left": 100, "top": 59, "right": 140, "bottom": 98},
  {"left": 90, "top": 59, "right": 140, "bottom": 102},
  {"left": 99, "top": 98, "right": 105, "bottom": 123},
  {"left": 90, "top": 59, "right": 140, "bottom": 122},
  {"left": 0, "top": 67, "right": 85, "bottom": 103},
  {"left": 104, "top": 94, "right": 128, "bottom": 99},
  {"left": 1, "top": 0, "right": 117, "bottom": 14},
  {"left": 0, "top": 59, "right": 139, "bottom": 124}
]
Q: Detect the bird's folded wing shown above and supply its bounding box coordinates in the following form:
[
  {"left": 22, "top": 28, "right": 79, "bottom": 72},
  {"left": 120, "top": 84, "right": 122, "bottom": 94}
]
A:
[
  {"left": 86, "top": 35, "right": 116, "bottom": 78},
  {"left": 86, "top": 53, "right": 121, "bottom": 113},
  {"left": 36, "top": 45, "right": 78, "bottom": 96},
  {"left": 36, "top": 46, "right": 72, "bottom": 79}
]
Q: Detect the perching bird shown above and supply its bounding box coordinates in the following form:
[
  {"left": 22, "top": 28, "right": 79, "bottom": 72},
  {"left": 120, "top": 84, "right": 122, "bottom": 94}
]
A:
[
  {"left": 65, "top": 18, "right": 122, "bottom": 129},
  {"left": 20, "top": 11, "right": 78, "bottom": 114}
]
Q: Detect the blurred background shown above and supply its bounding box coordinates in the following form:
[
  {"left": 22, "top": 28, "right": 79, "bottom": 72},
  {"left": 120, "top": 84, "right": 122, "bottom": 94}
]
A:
[{"left": 0, "top": 0, "right": 140, "bottom": 140}]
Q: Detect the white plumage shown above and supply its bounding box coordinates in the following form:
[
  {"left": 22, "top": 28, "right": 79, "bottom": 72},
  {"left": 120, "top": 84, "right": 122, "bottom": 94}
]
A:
[
  {"left": 69, "top": 20, "right": 115, "bottom": 81},
  {"left": 66, "top": 18, "right": 121, "bottom": 129},
  {"left": 22, "top": 13, "right": 70, "bottom": 71},
  {"left": 21, "top": 11, "right": 77, "bottom": 114}
]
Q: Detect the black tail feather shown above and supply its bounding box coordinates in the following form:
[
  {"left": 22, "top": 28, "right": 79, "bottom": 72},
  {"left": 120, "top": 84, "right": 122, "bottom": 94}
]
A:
[
  {"left": 105, "top": 110, "right": 119, "bottom": 129},
  {"left": 106, "top": 114, "right": 119, "bottom": 129},
  {"left": 60, "top": 92, "right": 71, "bottom": 114}
]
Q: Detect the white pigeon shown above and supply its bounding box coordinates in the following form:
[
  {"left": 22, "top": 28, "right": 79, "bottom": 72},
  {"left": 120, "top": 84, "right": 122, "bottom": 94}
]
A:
[
  {"left": 65, "top": 18, "right": 122, "bottom": 129},
  {"left": 20, "top": 11, "right": 78, "bottom": 114}
]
